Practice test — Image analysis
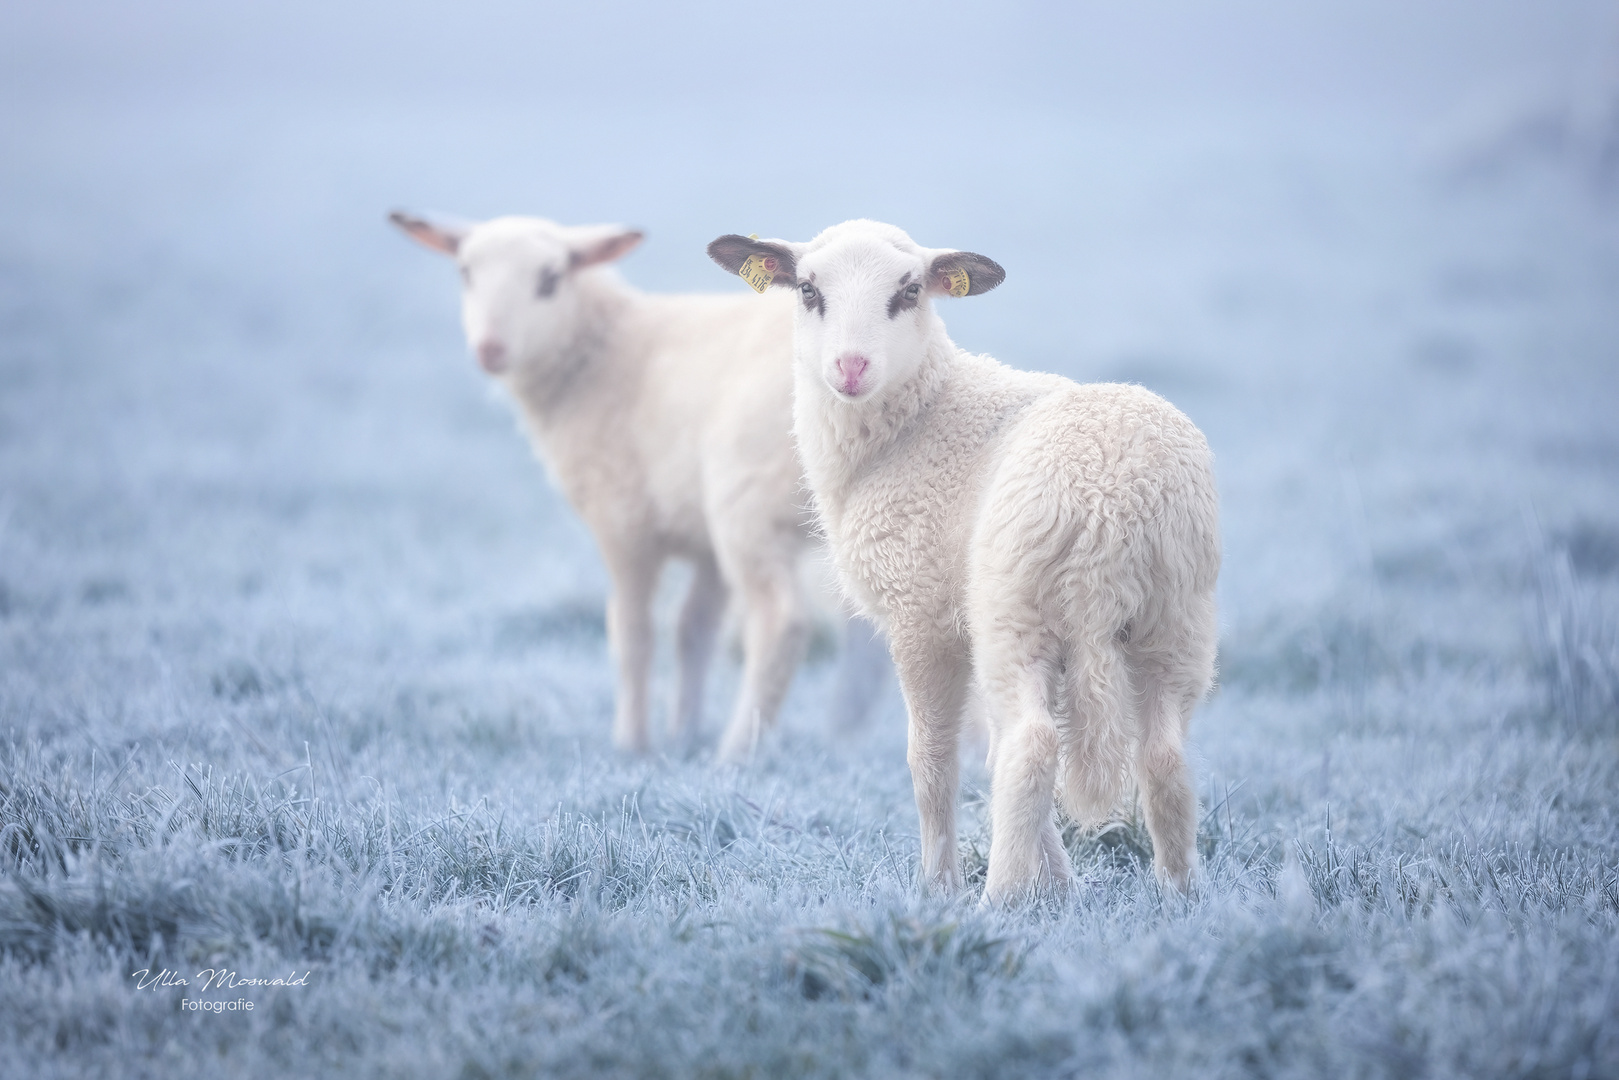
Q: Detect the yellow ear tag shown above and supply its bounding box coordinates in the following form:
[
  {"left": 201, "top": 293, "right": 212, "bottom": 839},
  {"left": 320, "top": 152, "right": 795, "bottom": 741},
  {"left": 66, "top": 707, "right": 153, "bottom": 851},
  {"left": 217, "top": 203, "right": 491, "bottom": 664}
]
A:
[
  {"left": 738, "top": 252, "right": 777, "bottom": 294},
  {"left": 944, "top": 267, "right": 971, "bottom": 297}
]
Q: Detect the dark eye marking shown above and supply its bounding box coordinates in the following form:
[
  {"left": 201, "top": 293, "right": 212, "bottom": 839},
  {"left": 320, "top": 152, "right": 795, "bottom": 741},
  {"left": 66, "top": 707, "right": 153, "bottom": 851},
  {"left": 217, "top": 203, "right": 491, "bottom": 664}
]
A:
[
  {"left": 459, "top": 265, "right": 471, "bottom": 286},
  {"left": 886, "top": 272, "right": 922, "bottom": 318},
  {"left": 536, "top": 267, "right": 561, "bottom": 299},
  {"left": 799, "top": 279, "right": 824, "bottom": 316}
]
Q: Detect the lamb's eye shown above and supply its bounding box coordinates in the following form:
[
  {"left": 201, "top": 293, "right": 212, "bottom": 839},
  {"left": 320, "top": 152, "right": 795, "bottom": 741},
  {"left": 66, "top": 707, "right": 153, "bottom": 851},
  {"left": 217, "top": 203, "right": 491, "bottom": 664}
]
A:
[
  {"left": 799, "top": 282, "right": 816, "bottom": 299},
  {"left": 903, "top": 283, "right": 922, "bottom": 300},
  {"left": 536, "top": 268, "right": 560, "bottom": 298}
]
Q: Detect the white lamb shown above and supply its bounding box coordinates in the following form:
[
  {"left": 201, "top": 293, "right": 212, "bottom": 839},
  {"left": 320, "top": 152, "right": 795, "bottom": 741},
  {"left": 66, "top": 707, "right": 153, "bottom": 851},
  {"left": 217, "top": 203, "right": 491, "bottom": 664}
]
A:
[
  {"left": 393, "top": 212, "right": 884, "bottom": 761},
  {"left": 708, "top": 220, "right": 1220, "bottom": 899}
]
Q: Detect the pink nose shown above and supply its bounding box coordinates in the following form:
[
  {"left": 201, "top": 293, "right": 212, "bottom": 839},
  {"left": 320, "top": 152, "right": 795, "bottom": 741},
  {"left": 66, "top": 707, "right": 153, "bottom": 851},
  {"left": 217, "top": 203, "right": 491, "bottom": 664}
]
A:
[
  {"left": 834, "top": 353, "right": 869, "bottom": 395},
  {"left": 476, "top": 339, "right": 508, "bottom": 374}
]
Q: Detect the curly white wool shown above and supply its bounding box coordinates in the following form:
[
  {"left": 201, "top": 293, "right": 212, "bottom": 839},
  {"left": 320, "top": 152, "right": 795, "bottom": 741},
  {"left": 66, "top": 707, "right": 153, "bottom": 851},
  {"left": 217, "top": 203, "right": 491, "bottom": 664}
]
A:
[{"left": 709, "top": 220, "right": 1220, "bottom": 899}]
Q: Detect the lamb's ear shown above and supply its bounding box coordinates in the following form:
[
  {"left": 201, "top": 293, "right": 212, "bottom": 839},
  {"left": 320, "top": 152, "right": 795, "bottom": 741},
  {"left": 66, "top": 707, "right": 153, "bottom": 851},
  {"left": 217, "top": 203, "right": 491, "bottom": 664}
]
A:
[
  {"left": 926, "top": 251, "right": 1005, "bottom": 297},
  {"left": 389, "top": 210, "right": 466, "bottom": 256},
  {"left": 706, "top": 234, "right": 799, "bottom": 288},
  {"left": 567, "top": 226, "right": 645, "bottom": 270}
]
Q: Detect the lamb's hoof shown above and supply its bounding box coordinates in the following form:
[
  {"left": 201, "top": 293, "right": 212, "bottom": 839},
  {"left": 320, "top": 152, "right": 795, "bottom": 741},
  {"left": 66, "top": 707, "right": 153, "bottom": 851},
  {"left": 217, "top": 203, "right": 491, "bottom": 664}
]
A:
[
  {"left": 981, "top": 876, "right": 1040, "bottom": 908},
  {"left": 984, "top": 867, "right": 1075, "bottom": 908},
  {"left": 980, "top": 883, "right": 1037, "bottom": 909},
  {"left": 714, "top": 723, "right": 765, "bottom": 766},
  {"left": 1153, "top": 857, "right": 1197, "bottom": 896}
]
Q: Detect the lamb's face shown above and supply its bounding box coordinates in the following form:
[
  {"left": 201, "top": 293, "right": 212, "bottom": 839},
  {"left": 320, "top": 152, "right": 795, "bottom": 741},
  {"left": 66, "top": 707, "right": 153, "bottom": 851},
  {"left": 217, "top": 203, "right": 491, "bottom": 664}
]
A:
[
  {"left": 456, "top": 220, "right": 577, "bottom": 377},
  {"left": 792, "top": 233, "right": 936, "bottom": 403},
  {"left": 706, "top": 220, "right": 1005, "bottom": 407},
  {"left": 391, "top": 211, "right": 643, "bottom": 379}
]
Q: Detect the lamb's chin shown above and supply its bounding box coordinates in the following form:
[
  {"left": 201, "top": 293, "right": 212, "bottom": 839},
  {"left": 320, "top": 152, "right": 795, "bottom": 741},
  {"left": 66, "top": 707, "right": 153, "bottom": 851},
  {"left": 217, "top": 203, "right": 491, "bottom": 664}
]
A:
[{"left": 821, "top": 373, "right": 878, "bottom": 404}]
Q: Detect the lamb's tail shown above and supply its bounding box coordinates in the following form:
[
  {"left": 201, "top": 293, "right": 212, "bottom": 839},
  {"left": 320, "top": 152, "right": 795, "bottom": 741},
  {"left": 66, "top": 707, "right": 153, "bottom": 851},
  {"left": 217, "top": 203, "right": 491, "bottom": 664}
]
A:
[{"left": 1055, "top": 614, "right": 1138, "bottom": 826}]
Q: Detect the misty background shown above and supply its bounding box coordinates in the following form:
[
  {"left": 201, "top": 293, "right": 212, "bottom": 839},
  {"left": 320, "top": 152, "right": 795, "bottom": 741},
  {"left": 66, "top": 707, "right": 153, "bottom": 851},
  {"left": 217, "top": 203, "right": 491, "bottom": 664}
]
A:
[{"left": 4, "top": 0, "right": 1615, "bottom": 650}]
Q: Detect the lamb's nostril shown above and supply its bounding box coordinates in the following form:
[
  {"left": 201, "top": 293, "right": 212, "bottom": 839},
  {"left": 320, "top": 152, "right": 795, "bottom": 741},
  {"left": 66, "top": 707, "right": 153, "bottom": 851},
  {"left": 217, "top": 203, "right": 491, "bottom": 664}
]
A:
[
  {"left": 832, "top": 353, "right": 870, "bottom": 396},
  {"left": 476, "top": 340, "right": 508, "bottom": 373}
]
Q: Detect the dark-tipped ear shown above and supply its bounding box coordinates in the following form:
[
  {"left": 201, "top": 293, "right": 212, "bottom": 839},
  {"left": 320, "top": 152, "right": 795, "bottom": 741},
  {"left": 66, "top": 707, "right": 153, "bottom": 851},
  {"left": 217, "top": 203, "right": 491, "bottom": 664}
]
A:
[
  {"left": 569, "top": 227, "right": 645, "bottom": 270},
  {"left": 389, "top": 210, "right": 466, "bottom": 256},
  {"left": 927, "top": 251, "right": 1005, "bottom": 297},
  {"left": 707, "top": 235, "right": 799, "bottom": 290}
]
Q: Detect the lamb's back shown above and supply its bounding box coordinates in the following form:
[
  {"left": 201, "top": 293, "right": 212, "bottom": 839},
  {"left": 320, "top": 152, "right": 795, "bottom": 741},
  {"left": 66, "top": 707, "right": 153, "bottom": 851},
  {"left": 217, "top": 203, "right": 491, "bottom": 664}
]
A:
[
  {"left": 628, "top": 291, "right": 799, "bottom": 549},
  {"left": 982, "top": 379, "right": 1219, "bottom": 599}
]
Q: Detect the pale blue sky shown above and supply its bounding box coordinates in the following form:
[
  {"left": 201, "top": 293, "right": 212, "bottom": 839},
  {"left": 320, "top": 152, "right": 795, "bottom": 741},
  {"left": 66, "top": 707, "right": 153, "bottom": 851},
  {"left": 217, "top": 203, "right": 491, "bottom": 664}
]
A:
[{"left": 3, "top": 1, "right": 1613, "bottom": 124}]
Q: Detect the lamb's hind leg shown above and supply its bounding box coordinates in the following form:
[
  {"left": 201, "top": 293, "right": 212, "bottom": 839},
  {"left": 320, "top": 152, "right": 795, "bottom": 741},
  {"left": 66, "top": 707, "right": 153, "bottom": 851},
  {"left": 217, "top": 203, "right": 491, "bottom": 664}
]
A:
[
  {"left": 1132, "top": 626, "right": 1215, "bottom": 891},
  {"left": 671, "top": 554, "right": 727, "bottom": 752},
  {"left": 1134, "top": 674, "right": 1200, "bottom": 890},
  {"left": 981, "top": 640, "right": 1074, "bottom": 905}
]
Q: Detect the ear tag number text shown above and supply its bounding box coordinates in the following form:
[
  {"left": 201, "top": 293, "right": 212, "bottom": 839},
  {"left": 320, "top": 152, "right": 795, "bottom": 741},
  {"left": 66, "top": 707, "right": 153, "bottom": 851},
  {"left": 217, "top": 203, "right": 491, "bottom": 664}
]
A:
[
  {"left": 739, "top": 253, "right": 777, "bottom": 294},
  {"left": 945, "top": 267, "right": 971, "bottom": 297}
]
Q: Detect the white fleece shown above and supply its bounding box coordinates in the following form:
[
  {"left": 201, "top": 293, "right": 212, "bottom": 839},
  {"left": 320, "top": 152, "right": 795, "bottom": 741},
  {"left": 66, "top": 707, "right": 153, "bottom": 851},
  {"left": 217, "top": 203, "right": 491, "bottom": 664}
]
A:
[{"left": 710, "top": 219, "right": 1220, "bottom": 898}]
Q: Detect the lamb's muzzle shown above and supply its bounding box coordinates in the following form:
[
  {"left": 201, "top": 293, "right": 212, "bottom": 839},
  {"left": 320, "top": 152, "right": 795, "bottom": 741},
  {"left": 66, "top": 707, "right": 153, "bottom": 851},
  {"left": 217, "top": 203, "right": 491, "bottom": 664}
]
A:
[
  {"left": 476, "top": 339, "right": 508, "bottom": 374},
  {"left": 833, "top": 353, "right": 869, "bottom": 397}
]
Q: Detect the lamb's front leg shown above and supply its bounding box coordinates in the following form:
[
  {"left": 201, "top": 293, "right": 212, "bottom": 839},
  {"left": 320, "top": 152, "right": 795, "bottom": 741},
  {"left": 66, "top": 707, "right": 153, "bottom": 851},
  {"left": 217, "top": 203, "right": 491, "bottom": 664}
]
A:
[
  {"left": 893, "top": 638, "right": 970, "bottom": 893},
  {"left": 604, "top": 550, "right": 661, "bottom": 754},
  {"left": 715, "top": 550, "right": 808, "bottom": 764}
]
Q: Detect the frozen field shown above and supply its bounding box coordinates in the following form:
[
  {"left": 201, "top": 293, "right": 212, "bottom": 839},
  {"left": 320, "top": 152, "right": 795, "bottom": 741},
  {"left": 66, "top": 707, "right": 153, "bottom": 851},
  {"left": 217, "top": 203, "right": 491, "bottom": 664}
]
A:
[{"left": 3, "top": 5, "right": 1619, "bottom": 1075}]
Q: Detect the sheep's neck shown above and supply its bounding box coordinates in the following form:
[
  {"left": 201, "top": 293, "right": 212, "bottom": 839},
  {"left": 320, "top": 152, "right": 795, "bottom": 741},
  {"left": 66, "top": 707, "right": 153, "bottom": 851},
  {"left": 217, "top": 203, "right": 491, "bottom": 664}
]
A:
[
  {"left": 507, "top": 275, "right": 640, "bottom": 506},
  {"left": 803, "top": 335, "right": 953, "bottom": 504},
  {"left": 509, "top": 277, "right": 631, "bottom": 430}
]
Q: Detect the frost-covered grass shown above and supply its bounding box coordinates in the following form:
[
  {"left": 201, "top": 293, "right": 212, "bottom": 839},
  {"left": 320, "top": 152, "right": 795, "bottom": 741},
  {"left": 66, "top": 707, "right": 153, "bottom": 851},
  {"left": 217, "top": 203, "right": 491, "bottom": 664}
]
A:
[{"left": 2, "top": 85, "right": 1618, "bottom": 1076}]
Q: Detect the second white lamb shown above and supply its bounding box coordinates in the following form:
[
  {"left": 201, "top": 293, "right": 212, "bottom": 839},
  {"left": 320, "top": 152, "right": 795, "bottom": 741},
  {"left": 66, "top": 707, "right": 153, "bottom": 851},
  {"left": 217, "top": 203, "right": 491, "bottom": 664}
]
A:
[{"left": 394, "top": 212, "right": 886, "bottom": 761}]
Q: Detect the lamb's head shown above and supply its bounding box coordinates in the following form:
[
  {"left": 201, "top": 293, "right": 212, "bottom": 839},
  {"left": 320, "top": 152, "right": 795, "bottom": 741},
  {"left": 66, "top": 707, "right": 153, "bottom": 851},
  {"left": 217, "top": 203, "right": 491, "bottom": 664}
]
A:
[
  {"left": 391, "top": 212, "right": 642, "bottom": 376},
  {"left": 707, "top": 219, "right": 1003, "bottom": 404}
]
